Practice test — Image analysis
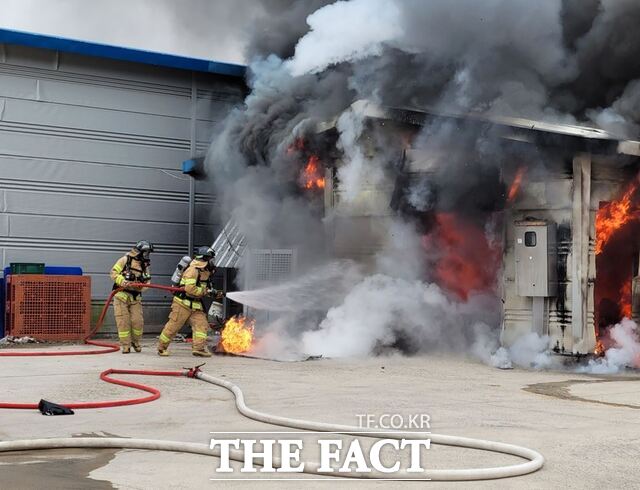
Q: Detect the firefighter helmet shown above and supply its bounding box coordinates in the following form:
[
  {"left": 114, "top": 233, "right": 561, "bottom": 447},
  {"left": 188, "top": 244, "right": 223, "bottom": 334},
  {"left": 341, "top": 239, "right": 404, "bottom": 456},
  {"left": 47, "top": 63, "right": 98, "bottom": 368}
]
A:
[
  {"left": 195, "top": 246, "right": 216, "bottom": 271},
  {"left": 134, "top": 240, "right": 154, "bottom": 261}
]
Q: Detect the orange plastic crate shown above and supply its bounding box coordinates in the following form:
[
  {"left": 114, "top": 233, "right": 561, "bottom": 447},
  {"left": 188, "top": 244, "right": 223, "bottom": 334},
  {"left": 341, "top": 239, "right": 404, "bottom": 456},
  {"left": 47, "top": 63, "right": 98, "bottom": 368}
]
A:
[{"left": 7, "top": 275, "right": 91, "bottom": 341}]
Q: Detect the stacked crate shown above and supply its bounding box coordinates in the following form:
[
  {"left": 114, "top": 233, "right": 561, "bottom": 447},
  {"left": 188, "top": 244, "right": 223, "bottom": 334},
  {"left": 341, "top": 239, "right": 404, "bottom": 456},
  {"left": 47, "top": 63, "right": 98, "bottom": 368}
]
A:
[{"left": 4, "top": 264, "right": 90, "bottom": 341}]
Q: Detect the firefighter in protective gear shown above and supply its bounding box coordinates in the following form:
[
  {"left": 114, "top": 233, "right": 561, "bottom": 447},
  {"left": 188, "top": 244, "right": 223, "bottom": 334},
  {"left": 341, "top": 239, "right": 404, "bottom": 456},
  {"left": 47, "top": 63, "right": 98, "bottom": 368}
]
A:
[
  {"left": 110, "top": 240, "right": 153, "bottom": 353},
  {"left": 158, "top": 246, "right": 217, "bottom": 357}
]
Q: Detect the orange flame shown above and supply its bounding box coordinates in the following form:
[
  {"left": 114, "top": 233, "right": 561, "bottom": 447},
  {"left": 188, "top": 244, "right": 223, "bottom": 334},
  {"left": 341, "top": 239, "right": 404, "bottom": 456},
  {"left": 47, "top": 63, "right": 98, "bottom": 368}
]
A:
[
  {"left": 620, "top": 280, "right": 632, "bottom": 319},
  {"left": 595, "top": 181, "right": 640, "bottom": 255},
  {"left": 427, "top": 213, "right": 501, "bottom": 301},
  {"left": 301, "top": 155, "right": 325, "bottom": 190},
  {"left": 219, "top": 316, "right": 255, "bottom": 354},
  {"left": 594, "top": 339, "right": 605, "bottom": 357},
  {"left": 507, "top": 167, "right": 526, "bottom": 204}
]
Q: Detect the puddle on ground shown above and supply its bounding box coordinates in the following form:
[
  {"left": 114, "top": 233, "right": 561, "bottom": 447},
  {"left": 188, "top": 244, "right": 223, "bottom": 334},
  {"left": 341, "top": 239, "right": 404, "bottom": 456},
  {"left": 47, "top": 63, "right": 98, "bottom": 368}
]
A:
[
  {"left": 0, "top": 432, "right": 122, "bottom": 489},
  {"left": 524, "top": 376, "right": 640, "bottom": 409}
]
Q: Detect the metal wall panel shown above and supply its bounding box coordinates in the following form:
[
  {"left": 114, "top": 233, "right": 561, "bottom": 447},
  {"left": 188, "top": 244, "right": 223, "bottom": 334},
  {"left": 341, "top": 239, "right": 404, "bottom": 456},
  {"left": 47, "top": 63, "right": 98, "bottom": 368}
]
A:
[
  {"left": 39, "top": 79, "right": 192, "bottom": 118},
  {"left": 0, "top": 131, "right": 188, "bottom": 168},
  {"left": 2, "top": 98, "right": 191, "bottom": 140},
  {"left": 0, "top": 42, "right": 244, "bottom": 329},
  {"left": 0, "top": 157, "right": 193, "bottom": 192},
  {"left": 58, "top": 51, "right": 194, "bottom": 87},
  {"left": 0, "top": 73, "right": 39, "bottom": 99},
  {"left": 3, "top": 190, "right": 214, "bottom": 224}
]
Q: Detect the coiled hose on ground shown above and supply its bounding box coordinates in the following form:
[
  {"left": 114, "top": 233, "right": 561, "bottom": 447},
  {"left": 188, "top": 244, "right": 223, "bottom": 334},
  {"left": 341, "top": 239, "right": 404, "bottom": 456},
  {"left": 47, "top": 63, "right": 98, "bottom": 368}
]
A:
[
  {"left": 0, "top": 283, "right": 544, "bottom": 480},
  {"left": 0, "top": 366, "right": 545, "bottom": 481},
  {"left": 0, "top": 283, "right": 185, "bottom": 409},
  {"left": 0, "top": 368, "right": 184, "bottom": 410}
]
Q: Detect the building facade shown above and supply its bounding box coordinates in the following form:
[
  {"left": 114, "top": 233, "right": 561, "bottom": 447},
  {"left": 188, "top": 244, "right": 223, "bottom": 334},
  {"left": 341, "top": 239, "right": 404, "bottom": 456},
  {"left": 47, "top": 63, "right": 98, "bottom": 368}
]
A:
[{"left": 0, "top": 29, "right": 246, "bottom": 329}]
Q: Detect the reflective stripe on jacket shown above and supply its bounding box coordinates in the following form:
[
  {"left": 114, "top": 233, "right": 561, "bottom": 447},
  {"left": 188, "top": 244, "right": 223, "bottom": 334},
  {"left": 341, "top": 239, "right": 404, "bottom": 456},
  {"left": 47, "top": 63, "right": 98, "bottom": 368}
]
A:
[
  {"left": 110, "top": 250, "right": 151, "bottom": 303},
  {"left": 175, "top": 259, "right": 210, "bottom": 310}
]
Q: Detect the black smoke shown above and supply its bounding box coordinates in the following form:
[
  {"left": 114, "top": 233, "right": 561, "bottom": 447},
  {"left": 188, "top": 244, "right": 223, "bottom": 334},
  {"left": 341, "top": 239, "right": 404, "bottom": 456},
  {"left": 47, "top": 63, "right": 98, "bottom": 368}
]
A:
[{"left": 206, "top": 0, "right": 640, "bottom": 289}]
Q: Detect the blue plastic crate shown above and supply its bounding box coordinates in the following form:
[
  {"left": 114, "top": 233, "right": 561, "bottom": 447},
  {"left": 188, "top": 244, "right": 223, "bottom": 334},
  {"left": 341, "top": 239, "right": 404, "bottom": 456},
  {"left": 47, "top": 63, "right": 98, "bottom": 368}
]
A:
[{"left": 3, "top": 266, "right": 83, "bottom": 277}]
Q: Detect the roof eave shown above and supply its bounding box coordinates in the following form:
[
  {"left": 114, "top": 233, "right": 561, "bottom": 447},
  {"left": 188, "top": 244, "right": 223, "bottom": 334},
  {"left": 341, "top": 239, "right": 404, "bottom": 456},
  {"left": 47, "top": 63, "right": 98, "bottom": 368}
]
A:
[
  {"left": 0, "top": 27, "right": 246, "bottom": 78},
  {"left": 319, "top": 100, "right": 640, "bottom": 157}
]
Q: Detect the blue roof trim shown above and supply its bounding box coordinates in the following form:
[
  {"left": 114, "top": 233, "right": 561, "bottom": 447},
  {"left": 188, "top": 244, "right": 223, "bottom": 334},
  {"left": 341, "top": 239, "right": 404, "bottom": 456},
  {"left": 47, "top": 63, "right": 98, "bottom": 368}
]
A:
[{"left": 0, "top": 28, "right": 246, "bottom": 77}]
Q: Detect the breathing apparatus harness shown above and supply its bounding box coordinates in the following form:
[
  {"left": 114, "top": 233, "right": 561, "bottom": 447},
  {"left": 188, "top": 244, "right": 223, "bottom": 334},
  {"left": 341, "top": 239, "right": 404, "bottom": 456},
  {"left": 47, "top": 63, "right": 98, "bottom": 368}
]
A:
[
  {"left": 112, "top": 253, "right": 150, "bottom": 301},
  {"left": 172, "top": 246, "right": 216, "bottom": 309},
  {"left": 173, "top": 266, "right": 206, "bottom": 308}
]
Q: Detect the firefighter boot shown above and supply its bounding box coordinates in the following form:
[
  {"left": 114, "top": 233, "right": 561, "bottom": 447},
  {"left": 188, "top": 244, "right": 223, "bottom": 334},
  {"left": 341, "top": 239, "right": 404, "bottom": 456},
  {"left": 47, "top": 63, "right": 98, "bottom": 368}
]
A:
[
  {"left": 157, "top": 335, "right": 171, "bottom": 356},
  {"left": 192, "top": 346, "right": 212, "bottom": 357},
  {"left": 122, "top": 346, "right": 131, "bottom": 354}
]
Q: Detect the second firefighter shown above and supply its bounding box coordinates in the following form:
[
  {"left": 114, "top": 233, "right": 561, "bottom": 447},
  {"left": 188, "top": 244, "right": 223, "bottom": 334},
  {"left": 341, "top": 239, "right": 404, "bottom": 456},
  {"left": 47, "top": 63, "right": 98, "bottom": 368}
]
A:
[{"left": 158, "top": 246, "right": 218, "bottom": 357}]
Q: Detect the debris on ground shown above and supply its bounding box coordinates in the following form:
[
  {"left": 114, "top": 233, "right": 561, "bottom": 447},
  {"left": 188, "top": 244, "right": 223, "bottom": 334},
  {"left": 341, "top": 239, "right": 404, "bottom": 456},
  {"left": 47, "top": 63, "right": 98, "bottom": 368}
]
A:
[{"left": 0, "top": 336, "right": 39, "bottom": 347}]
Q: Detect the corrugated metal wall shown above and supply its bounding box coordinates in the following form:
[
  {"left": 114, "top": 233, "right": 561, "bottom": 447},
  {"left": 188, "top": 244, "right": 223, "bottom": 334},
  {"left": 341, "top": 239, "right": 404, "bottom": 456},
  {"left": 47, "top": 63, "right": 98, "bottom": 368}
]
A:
[{"left": 0, "top": 43, "right": 244, "bottom": 329}]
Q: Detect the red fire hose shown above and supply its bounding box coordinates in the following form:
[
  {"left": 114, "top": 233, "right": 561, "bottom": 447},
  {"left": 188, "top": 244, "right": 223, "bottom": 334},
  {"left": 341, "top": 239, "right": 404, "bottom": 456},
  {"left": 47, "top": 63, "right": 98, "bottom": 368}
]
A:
[
  {"left": 0, "top": 283, "right": 194, "bottom": 410},
  {"left": 0, "top": 282, "right": 184, "bottom": 357},
  {"left": 0, "top": 368, "right": 189, "bottom": 410}
]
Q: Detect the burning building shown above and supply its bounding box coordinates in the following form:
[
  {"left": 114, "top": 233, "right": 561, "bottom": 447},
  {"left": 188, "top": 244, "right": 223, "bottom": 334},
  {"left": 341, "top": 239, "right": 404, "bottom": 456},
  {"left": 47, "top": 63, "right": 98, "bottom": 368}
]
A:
[
  {"left": 206, "top": 1, "right": 640, "bottom": 362},
  {"left": 210, "top": 98, "right": 640, "bottom": 358},
  {"left": 300, "top": 100, "right": 640, "bottom": 357}
]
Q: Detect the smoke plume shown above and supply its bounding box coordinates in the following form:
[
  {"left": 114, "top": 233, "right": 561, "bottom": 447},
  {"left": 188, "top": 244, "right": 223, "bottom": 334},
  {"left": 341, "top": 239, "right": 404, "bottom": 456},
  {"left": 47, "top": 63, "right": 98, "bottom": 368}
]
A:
[
  {"left": 580, "top": 318, "right": 640, "bottom": 374},
  {"left": 300, "top": 274, "right": 499, "bottom": 358},
  {"left": 207, "top": 1, "right": 640, "bottom": 361}
]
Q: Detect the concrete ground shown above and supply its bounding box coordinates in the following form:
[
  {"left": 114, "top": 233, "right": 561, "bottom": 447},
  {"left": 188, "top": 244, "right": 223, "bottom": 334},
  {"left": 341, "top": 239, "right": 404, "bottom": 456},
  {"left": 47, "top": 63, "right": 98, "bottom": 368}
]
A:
[{"left": 1, "top": 339, "right": 640, "bottom": 489}]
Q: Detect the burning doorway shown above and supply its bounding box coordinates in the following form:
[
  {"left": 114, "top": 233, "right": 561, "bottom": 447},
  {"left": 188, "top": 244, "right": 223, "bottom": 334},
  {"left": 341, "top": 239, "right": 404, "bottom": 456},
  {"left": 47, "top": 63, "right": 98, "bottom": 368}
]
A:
[{"left": 595, "top": 178, "right": 640, "bottom": 343}]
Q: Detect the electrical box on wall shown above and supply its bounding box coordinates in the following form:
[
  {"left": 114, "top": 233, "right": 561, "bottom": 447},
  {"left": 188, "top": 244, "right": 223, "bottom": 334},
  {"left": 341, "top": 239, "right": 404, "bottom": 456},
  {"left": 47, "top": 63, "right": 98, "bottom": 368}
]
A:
[{"left": 514, "top": 220, "right": 557, "bottom": 297}]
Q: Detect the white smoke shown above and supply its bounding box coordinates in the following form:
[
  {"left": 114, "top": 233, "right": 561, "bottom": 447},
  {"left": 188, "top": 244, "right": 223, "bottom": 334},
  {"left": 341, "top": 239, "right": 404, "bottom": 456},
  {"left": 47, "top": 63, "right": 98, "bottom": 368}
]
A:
[
  {"left": 406, "top": 177, "right": 433, "bottom": 212},
  {"left": 473, "top": 331, "right": 555, "bottom": 370},
  {"left": 481, "top": 320, "right": 640, "bottom": 373},
  {"left": 300, "top": 274, "right": 498, "bottom": 358},
  {"left": 375, "top": 220, "right": 427, "bottom": 281},
  {"left": 490, "top": 347, "right": 513, "bottom": 370},
  {"left": 505, "top": 333, "right": 555, "bottom": 370},
  {"left": 335, "top": 105, "right": 386, "bottom": 202},
  {"left": 579, "top": 318, "right": 640, "bottom": 374},
  {"left": 286, "top": 0, "right": 402, "bottom": 76},
  {"left": 232, "top": 217, "right": 501, "bottom": 361}
]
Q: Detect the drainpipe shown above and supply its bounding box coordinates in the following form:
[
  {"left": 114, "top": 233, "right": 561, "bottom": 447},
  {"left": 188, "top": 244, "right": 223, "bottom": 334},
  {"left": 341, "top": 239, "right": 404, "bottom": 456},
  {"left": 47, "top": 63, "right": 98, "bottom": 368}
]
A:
[
  {"left": 188, "top": 177, "right": 195, "bottom": 255},
  {"left": 188, "top": 74, "right": 197, "bottom": 255},
  {"left": 182, "top": 158, "right": 205, "bottom": 254}
]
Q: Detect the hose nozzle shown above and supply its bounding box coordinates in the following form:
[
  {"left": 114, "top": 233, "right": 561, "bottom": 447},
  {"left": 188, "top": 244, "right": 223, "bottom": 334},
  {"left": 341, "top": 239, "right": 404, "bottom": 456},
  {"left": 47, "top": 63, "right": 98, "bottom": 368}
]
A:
[{"left": 185, "top": 363, "right": 206, "bottom": 378}]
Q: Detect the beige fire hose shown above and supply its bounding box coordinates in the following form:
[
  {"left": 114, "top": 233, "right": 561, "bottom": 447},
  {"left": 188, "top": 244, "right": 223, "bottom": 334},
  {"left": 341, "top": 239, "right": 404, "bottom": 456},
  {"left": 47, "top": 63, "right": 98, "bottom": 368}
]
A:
[{"left": 0, "top": 370, "right": 544, "bottom": 481}]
